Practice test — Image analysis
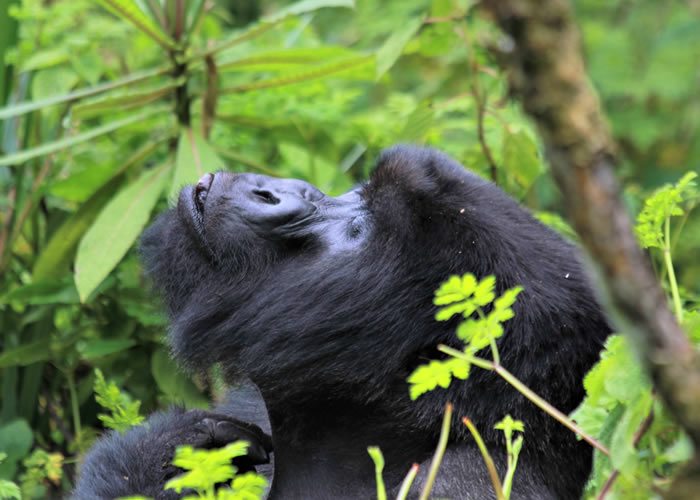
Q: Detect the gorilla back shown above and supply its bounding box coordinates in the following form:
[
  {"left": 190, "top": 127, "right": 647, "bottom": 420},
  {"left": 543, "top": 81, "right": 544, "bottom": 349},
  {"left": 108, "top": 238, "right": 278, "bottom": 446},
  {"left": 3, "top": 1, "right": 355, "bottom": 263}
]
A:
[{"left": 74, "top": 145, "right": 610, "bottom": 500}]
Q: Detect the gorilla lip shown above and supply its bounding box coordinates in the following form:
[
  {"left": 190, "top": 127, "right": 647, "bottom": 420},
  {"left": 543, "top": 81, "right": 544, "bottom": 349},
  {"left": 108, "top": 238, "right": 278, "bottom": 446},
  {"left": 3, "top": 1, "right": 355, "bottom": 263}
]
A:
[
  {"left": 177, "top": 173, "right": 215, "bottom": 247},
  {"left": 194, "top": 172, "right": 215, "bottom": 213}
]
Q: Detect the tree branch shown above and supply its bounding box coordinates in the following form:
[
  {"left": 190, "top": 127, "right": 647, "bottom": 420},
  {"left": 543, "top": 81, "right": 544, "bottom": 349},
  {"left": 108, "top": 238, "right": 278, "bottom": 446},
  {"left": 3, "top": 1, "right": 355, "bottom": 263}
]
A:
[{"left": 480, "top": 0, "right": 700, "bottom": 494}]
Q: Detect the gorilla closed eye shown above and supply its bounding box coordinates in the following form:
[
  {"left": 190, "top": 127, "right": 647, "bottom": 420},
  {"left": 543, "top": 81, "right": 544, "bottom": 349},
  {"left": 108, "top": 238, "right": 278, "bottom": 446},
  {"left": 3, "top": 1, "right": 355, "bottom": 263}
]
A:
[{"left": 253, "top": 189, "right": 280, "bottom": 205}]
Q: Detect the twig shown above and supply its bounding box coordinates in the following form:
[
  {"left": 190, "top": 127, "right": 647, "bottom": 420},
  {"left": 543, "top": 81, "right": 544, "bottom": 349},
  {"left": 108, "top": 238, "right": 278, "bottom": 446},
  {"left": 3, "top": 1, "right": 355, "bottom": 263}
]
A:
[
  {"left": 481, "top": 1, "right": 700, "bottom": 475},
  {"left": 463, "top": 416, "right": 505, "bottom": 500},
  {"left": 395, "top": 463, "right": 419, "bottom": 500},
  {"left": 439, "top": 344, "right": 610, "bottom": 456},
  {"left": 418, "top": 403, "right": 453, "bottom": 500},
  {"left": 453, "top": 24, "right": 498, "bottom": 183}
]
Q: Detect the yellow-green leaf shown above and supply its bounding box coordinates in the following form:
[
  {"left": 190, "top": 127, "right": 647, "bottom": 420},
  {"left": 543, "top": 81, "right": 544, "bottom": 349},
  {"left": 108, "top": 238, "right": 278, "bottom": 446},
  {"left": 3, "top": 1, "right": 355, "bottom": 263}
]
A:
[
  {"left": 170, "top": 128, "right": 225, "bottom": 200},
  {"left": 75, "top": 163, "right": 171, "bottom": 302}
]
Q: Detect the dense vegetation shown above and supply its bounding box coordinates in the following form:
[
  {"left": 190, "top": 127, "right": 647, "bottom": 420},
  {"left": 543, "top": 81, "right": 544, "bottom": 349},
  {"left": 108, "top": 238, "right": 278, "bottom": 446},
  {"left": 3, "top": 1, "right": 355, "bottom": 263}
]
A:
[{"left": 0, "top": 0, "right": 698, "bottom": 498}]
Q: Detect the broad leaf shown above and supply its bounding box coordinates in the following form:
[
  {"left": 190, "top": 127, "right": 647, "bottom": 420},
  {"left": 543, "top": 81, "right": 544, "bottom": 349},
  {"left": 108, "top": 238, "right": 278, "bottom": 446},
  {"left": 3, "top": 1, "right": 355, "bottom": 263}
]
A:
[
  {"left": 75, "top": 162, "right": 171, "bottom": 302},
  {"left": 376, "top": 16, "right": 423, "bottom": 80},
  {"left": 170, "top": 128, "right": 225, "bottom": 200},
  {"left": 33, "top": 141, "right": 163, "bottom": 281},
  {"left": 502, "top": 129, "right": 542, "bottom": 193}
]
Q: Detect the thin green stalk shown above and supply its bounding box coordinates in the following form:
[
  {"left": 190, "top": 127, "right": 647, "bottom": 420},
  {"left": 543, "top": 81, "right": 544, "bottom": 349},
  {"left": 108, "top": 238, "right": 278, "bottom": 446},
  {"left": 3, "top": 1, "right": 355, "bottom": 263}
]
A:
[
  {"left": 67, "top": 372, "right": 81, "bottom": 438},
  {"left": 664, "top": 217, "right": 683, "bottom": 320},
  {"left": 367, "top": 447, "right": 387, "bottom": 500},
  {"left": 462, "top": 417, "right": 505, "bottom": 500},
  {"left": 418, "top": 403, "right": 452, "bottom": 500},
  {"left": 438, "top": 345, "right": 610, "bottom": 457},
  {"left": 395, "top": 463, "right": 419, "bottom": 500},
  {"left": 502, "top": 435, "right": 522, "bottom": 499}
]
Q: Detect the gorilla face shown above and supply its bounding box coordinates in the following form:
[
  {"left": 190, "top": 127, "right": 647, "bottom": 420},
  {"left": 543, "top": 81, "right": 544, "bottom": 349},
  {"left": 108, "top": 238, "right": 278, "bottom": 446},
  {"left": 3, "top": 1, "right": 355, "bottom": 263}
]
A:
[{"left": 178, "top": 171, "right": 370, "bottom": 266}]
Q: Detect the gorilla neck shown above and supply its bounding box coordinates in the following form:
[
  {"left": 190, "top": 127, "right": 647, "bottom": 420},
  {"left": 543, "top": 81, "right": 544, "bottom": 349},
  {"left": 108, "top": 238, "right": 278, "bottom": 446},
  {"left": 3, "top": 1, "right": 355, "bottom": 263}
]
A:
[{"left": 262, "top": 394, "right": 436, "bottom": 499}]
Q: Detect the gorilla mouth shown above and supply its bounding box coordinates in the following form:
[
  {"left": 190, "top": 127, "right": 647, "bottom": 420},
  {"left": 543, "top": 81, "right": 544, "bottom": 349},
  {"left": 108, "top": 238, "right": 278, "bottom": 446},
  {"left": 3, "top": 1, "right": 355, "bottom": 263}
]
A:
[{"left": 194, "top": 173, "right": 214, "bottom": 213}]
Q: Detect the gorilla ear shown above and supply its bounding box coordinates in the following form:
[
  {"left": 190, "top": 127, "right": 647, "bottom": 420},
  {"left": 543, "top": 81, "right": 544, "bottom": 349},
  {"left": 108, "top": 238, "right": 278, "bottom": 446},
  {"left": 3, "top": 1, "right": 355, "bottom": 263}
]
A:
[{"left": 370, "top": 145, "right": 442, "bottom": 196}]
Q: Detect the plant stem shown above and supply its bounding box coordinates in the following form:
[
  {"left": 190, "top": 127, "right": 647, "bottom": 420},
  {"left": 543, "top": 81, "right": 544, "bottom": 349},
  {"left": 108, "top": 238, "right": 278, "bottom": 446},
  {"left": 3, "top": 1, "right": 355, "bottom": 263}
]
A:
[
  {"left": 438, "top": 345, "right": 610, "bottom": 457},
  {"left": 67, "top": 371, "right": 81, "bottom": 438},
  {"left": 664, "top": 217, "right": 683, "bottom": 320},
  {"left": 418, "top": 403, "right": 453, "bottom": 500},
  {"left": 395, "top": 464, "right": 419, "bottom": 500},
  {"left": 463, "top": 417, "right": 505, "bottom": 500}
]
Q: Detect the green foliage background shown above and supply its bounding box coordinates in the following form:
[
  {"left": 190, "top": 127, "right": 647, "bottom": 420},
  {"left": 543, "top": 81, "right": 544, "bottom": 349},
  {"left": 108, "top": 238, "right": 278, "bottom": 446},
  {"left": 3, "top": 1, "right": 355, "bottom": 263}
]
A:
[{"left": 0, "top": 0, "right": 698, "bottom": 498}]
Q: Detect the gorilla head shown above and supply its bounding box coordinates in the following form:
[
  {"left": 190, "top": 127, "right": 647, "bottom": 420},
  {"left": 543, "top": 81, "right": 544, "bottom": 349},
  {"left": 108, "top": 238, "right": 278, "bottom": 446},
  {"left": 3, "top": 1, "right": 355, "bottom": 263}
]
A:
[{"left": 141, "top": 144, "right": 610, "bottom": 499}]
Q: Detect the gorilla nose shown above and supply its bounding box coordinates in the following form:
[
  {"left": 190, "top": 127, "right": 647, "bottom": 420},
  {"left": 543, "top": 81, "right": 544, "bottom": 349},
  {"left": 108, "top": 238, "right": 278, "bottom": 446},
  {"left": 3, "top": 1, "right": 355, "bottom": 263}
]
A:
[{"left": 195, "top": 173, "right": 214, "bottom": 208}]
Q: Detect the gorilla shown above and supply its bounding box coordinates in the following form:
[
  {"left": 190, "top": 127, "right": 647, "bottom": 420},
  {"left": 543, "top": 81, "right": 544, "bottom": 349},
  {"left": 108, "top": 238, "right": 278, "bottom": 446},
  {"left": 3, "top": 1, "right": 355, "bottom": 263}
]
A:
[{"left": 73, "top": 145, "right": 611, "bottom": 499}]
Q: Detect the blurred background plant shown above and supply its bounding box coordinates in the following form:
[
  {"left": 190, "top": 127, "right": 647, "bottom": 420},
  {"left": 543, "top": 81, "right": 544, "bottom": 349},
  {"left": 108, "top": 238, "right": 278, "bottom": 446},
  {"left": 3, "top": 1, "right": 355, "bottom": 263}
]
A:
[{"left": 0, "top": 0, "right": 698, "bottom": 498}]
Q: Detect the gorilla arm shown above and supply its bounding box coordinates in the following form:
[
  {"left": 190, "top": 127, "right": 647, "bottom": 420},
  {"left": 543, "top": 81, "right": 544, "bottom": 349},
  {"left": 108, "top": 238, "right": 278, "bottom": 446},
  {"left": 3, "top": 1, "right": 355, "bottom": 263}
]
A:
[{"left": 71, "top": 385, "right": 272, "bottom": 500}]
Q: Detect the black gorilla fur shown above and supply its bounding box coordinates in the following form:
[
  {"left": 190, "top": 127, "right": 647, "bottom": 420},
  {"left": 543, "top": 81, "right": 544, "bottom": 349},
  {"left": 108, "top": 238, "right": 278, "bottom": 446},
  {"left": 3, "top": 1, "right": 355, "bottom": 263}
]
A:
[{"left": 73, "top": 145, "right": 611, "bottom": 499}]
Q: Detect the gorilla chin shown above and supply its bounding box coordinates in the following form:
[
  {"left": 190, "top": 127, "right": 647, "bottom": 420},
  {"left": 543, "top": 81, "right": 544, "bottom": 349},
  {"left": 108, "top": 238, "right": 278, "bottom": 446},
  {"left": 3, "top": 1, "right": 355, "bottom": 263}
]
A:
[{"left": 74, "top": 144, "right": 611, "bottom": 500}]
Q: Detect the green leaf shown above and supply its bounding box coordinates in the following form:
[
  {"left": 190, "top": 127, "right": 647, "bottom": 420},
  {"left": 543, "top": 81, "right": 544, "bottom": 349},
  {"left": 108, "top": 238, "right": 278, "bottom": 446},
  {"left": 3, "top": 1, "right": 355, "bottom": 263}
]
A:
[
  {"left": 2, "top": 278, "right": 79, "bottom": 305},
  {"left": 376, "top": 16, "right": 423, "bottom": 80},
  {"left": 220, "top": 55, "right": 374, "bottom": 94},
  {"left": 0, "top": 66, "right": 169, "bottom": 120},
  {"left": 0, "top": 107, "right": 166, "bottom": 166},
  {"left": 494, "top": 414, "right": 525, "bottom": 442},
  {"left": 0, "top": 420, "right": 33, "bottom": 479},
  {"left": 609, "top": 391, "right": 653, "bottom": 476},
  {"left": 635, "top": 171, "right": 698, "bottom": 249},
  {"left": 473, "top": 275, "right": 496, "bottom": 306},
  {"left": 266, "top": 0, "right": 355, "bottom": 22},
  {"left": 0, "top": 0, "right": 19, "bottom": 103},
  {"left": 71, "top": 79, "right": 182, "bottom": 119},
  {"left": 78, "top": 339, "right": 137, "bottom": 360},
  {"left": 151, "top": 349, "right": 209, "bottom": 408},
  {"left": 230, "top": 472, "right": 269, "bottom": 498},
  {"left": 183, "top": 0, "right": 206, "bottom": 40},
  {"left": 0, "top": 480, "right": 21, "bottom": 500},
  {"left": 75, "top": 162, "right": 171, "bottom": 302},
  {"left": 95, "top": 0, "right": 177, "bottom": 49},
  {"left": 407, "top": 358, "right": 470, "bottom": 400},
  {"left": 0, "top": 342, "right": 51, "bottom": 368},
  {"left": 200, "top": 0, "right": 354, "bottom": 59},
  {"left": 21, "top": 47, "right": 70, "bottom": 72},
  {"left": 502, "top": 129, "right": 542, "bottom": 192},
  {"left": 170, "top": 128, "right": 225, "bottom": 200},
  {"left": 396, "top": 103, "right": 434, "bottom": 143},
  {"left": 33, "top": 140, "right": 163, "bottom": 281},
  {"left": 217, "top": 47, "right": 360, "bottom": 72},
  {"left": 166, "top": 442, "right": 249, "bottom": 493}
]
